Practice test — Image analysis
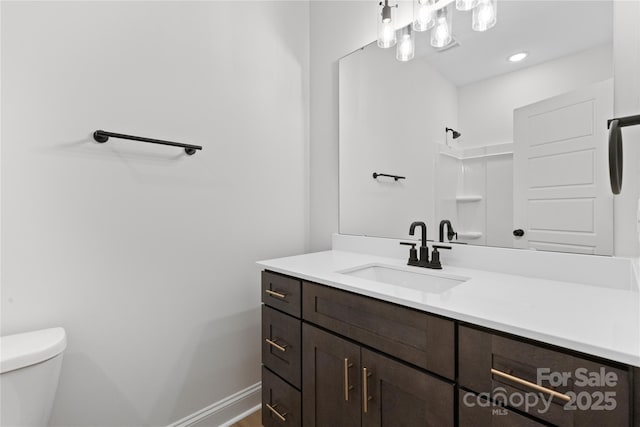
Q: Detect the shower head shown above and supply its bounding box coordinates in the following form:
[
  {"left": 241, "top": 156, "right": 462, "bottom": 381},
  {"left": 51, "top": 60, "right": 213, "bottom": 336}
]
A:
[{"left": 446, "top": 127, "right": 461, "bottom": 139}]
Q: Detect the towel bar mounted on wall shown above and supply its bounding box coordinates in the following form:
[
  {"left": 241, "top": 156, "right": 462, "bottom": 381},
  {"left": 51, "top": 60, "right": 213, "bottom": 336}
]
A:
[
  {"left": 607, "top": 114, "right": 640, "bottom": 194},
  {"left": 93, "top": 130, "right": 203, "bottom": 155},
  {"left": 372, "top": 172, "right": 406, "bottom": 181}
]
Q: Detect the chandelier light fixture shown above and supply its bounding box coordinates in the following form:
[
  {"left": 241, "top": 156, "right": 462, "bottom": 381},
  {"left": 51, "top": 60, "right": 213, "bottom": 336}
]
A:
[{"left": 378, "top": 0, "right": 498, "bottom": 60}]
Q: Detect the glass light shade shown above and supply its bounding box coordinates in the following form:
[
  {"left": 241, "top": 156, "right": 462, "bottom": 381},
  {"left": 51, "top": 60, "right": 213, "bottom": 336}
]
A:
[
  {"left": 430, "top": 7, "right": 452, "bottom": 48},
  {"left": 377, "top": 1, "right": 397, "bottom": 48},
  {"left": 456, "top": 0, "right": 478, "bottom": 11},
  {"left": 472, "top": 0, "right": 497, "bottom": 31},
  {"left": 413, "top": 0, "right": 435, "bottom": 32},
  {"left": 396, "top": 27, "right": 415, "bottom": 62}
]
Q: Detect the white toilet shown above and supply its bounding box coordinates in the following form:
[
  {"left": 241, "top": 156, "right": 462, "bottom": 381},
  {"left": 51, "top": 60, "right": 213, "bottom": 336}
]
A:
[{"left": 1, "top": 328, "right": 67, "bottom": 426}]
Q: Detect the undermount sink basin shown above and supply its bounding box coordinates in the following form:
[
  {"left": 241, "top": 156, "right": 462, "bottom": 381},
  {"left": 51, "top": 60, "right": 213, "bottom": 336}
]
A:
[{"left": 339, "top": 264, "right": 469, "bottom": 293}]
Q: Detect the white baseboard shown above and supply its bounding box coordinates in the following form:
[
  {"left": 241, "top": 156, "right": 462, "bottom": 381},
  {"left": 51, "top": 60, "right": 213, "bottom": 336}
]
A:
[
  {"left": 217, "top": 404, "right": 261, "bottom": 427},
  {"left": 167, "top": 383, "right": 261, "bottom": 427}
]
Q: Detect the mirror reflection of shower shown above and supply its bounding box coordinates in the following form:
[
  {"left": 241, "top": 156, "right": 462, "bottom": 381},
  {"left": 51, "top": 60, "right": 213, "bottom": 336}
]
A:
[{"left": 445, "top": 127, "right": 461, "bottom": 146}]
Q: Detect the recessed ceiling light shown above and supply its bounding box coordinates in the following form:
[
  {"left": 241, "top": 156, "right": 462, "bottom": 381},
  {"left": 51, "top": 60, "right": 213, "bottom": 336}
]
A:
[{"left": 508, "top": 52, "right": 528, "bottom": 62}]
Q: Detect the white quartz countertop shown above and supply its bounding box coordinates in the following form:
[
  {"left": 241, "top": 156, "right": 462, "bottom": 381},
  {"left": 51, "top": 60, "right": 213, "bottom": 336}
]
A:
[{"left": 258, "top": 250, "right": 640, "bottom": 367}]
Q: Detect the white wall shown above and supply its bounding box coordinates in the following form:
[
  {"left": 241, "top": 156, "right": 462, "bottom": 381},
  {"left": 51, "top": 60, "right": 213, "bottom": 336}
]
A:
[
  {"left": 1, "top": 2, "right": 309, "bottom": 426},
  {"left": 339, "top": 45, "right": 457, "bottom": 239},
  {"left": 458, "top": 44, "right": 613, "bottom": 148}
]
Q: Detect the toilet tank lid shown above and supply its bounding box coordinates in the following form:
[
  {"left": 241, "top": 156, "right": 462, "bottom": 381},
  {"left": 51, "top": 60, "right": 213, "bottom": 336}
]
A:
[{"left": 1, "top": 328, "right": 67, "bottom": 374}]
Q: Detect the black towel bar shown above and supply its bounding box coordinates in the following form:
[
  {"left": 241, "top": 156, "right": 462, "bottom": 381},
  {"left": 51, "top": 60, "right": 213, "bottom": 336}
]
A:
[
  {"left": 372, "top": 172, "right": 406, "bottom": 181},
  {"left": 93, "top": 130, "right": 203, "bottom": 155}
]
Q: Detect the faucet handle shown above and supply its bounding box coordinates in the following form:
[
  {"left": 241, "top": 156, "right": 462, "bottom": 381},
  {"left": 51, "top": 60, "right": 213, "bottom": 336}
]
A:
[
  {"left": 400, "top": 242, "right": 419, "bottom": 265},
  {"left": 432, "top": 244, "right": 451, "bottom": 250},
  {"left": 429, "top": 245, "right": 451, "bottom": 270}
]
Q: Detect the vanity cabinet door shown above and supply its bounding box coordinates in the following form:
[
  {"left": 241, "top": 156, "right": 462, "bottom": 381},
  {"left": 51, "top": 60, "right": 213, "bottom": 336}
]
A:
[
  {"left": 361, "top": 348, "right": 454, "bottom": 427},
  {"left": 302, "top": 323, "right": 362, "bottom": 427},
  {"left": 459, "top": 325, "right": 631, "bottom": 427}
]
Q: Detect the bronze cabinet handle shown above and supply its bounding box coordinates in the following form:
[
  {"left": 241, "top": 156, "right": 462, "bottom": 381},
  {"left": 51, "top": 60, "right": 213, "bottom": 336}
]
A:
[
  {"left": 344, "top": 358, "right": 354, "bottom": 401},
  {"left": 491, "top": 368, "right": 571, "bottom": 402},
  {"left": 265, "top": 338, "right": 287, "bottom": 352},
  {"left": 265, "top": 289, "right": 287, "bottom": 299},
  {"left": 265, "top": 403, "right": 287, "bottom": 422},
  {"left": 362, "top": 367, "right": 372, "bottom": 413}
]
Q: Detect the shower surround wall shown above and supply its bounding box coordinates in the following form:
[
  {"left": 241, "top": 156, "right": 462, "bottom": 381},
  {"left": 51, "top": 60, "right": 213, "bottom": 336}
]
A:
[{"left": 1, "top": 1, "right": 309, "bottom": 426}]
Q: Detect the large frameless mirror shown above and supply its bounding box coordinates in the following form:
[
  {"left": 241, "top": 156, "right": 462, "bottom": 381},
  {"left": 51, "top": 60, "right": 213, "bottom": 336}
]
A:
[{"left": 339, "top": 0, "right": 615, "bottom": 255}]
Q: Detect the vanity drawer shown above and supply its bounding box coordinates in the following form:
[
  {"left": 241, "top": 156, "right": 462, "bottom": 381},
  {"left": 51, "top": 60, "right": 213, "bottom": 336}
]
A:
[
  {"left": 262, "top": 271, "right": 301, "bottom": 318},
  {"left": 302, "top": 281, "right": 455, "bottom": 379},
  {"left": 262, "top": 305, "right": 301, "bottom": 389},
  {"left": 459, "top": 390, "right": 546, "bottom": 427},
  {"left": 459, "top": 325, "right": 631, "bottom": 427},
  {"left": 262, "top": 366, "right": 301, "bottom": 427}
]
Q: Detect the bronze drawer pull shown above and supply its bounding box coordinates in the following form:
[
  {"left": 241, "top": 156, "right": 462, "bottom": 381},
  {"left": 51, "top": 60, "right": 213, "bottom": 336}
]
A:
[
  {"left": 265, "top": 289, "right": 287, "bottom": 299},
  {"left": 265, "top": 338, "right": 287, "bottom": 352},
  {"left": 363, "top": 367, "right": 372, "bottom": 413},
  {"left": 265, "top": 403, "right": 287, "bottom": 422},
  {"left": 344, "top": 358, "right": 354, "bottom": 401},
  {"left": 491, "top": 368, "right": 571, "bottom": 402}
]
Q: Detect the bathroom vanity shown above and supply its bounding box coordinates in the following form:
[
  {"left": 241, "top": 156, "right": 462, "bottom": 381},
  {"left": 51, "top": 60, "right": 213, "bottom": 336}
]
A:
[{"left": 258, "top": 242, "right": 639, "bottom": 427}]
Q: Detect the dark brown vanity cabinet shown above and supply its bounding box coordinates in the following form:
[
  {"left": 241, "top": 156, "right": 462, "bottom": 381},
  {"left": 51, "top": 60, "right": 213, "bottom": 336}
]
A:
[
  {"left": 261, "top": 269, "right": 638, "bottom": 427},
  {"left": 302, "top": 323, "right": 454, "bottom": 427}
]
